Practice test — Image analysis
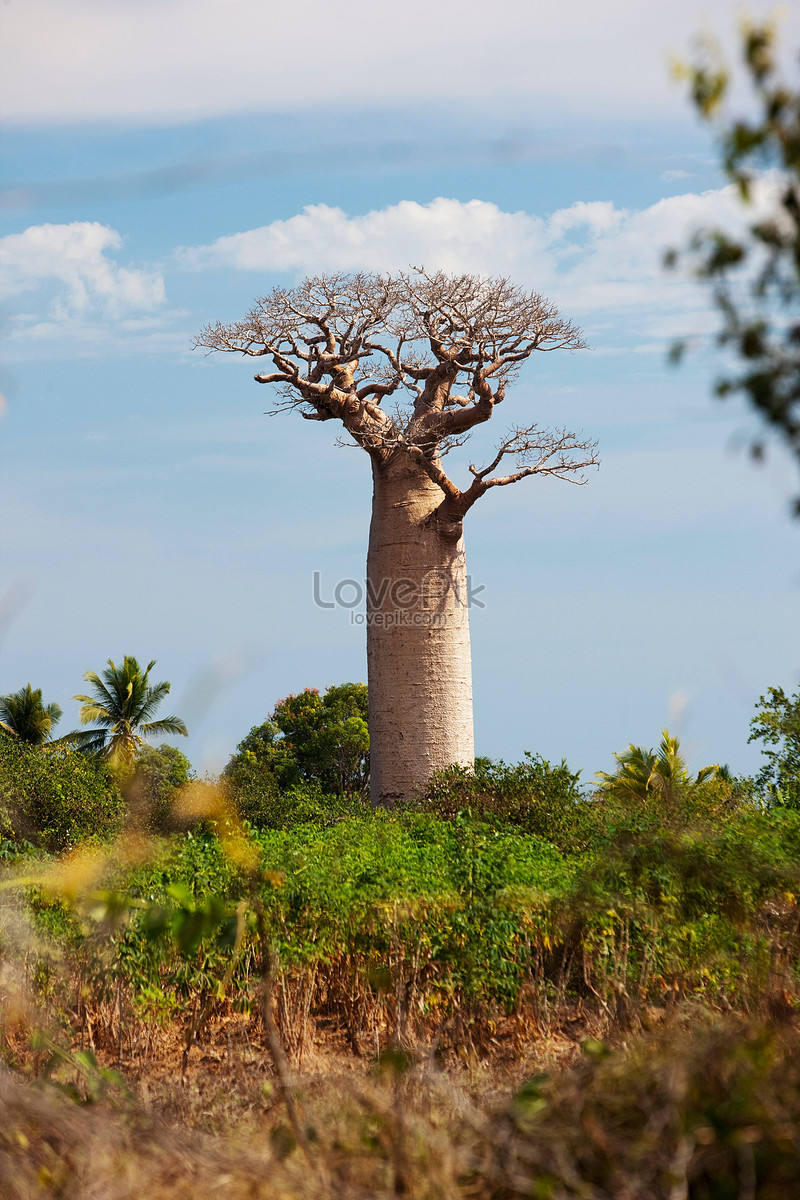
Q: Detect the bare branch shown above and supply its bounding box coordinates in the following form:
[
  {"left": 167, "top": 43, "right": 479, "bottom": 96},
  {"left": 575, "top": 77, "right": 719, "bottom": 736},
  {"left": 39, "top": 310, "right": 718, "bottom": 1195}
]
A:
[
  {"left": 254, "top": 371, "right": 294, "bottom": 385},
  {"left": 429, "top": 424, "right": 599, "bottom": 541},
  {"left": 195, "top": 269, "right": 591, "bottom": 483},
  {"left": 474, "top": 424, "right": 599, "bottom": 487}
]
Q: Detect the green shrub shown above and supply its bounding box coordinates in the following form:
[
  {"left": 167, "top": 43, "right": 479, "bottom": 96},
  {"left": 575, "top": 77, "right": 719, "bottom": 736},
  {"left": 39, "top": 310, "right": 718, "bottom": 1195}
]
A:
[
  {"left": 129, "top": 743, "right": 193, "bottom": 832},
  {"left": 228, "top": 773, "right": 368, "bottom": 830},
  {"left": 416, "top": 753, "right": 592, "bottom": 852},
  {"left": 224, "top": 683, "right": 370, "bottom": 799},
  {"left": 0, "top": 739, "right": 123, "bottom": 851},
  {"left": 501, "top": 1017, "right": 800, "bottom": 1196},
  {"left": 222, "top": 751, "right": 283, "bottom": 828}
]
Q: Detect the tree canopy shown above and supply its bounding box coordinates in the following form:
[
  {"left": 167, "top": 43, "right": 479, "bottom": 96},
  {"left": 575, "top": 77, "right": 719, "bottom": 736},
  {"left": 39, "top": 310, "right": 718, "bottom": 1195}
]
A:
[
  {"left": 70, "top": 656, "right": 188, "bottom": 768},
  {"left": 197, "top": 270, "right": 597, "bottom": 541},
  {"left": 0, "top": 684, "right": 62, "bottom": 746},
  {"left": 749, "top": 683, "right": 800, "bottom": 808},
  {"left": 226, "top": 683, "right": 369, "bottom": 800},
  {"left": 595, "top": 730, "right": 722, "bottom": 815}
]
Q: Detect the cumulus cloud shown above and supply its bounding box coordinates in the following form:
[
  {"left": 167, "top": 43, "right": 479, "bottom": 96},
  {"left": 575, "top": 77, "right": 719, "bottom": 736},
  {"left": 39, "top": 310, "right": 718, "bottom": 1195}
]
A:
[
  {"left": 183, "top": 182, "right": 777, "bottom": 344},
  {"left": 181, "top": 198, "right": 548, "bottom": 277},
  {"left": 0, "top": 222, "right": 166, "bottom": 319},
  {"left": 3, "top": 0, "right": 798, "bottom": 125}
]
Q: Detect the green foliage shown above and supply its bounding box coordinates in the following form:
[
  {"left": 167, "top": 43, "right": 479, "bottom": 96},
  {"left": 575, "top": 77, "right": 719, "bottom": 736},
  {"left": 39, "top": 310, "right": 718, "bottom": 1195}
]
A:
[
  {"left": 224, "top": 683, "right": 369, "bottom": 825},
  {"left": 130, "top": 743, "right": 194, "bottom": 832},
  {"left": 223, "top": 715, "right": 296, "bottom": 821},
  {"left": 502, "top": 1018, "right": 800, "bottom": 1196},
  {"left": 110, "top": 812, "right": 573, "bottom": 1020},
  {"left": 594, "top": 730, "right": 730, "bottom": 826},
  {"left": 39, "top": 793, "right": 800, "bottom": 1039},
  {"left": 545, "top": 789, "right": 800, "bottom": 1027},
  {"left": 250, "top": 780, "right": 368, "bottom": 830},
  {"left": 8, "top": 784, "right": 800, "bottom": 1082},
  {"left": 749, "top": 683, "right": 800, "bottom": 807},
  {"left": 416, "top": 753, "right": 591, "bottom": 852},
  {"left": 271, "top": 683, "right": 369, "bottom": 796},
  {"left": 68, "top": 656, "right": 188, "bottom": 766},
  {"left": 669, "top": 21, "right": 800, "bottom": 508},
  {"left": 0, "top": 738, "right": 124, "bottom": 851},
  {"left": 0, "top": 683, "right": 62, "bottom": 745}
]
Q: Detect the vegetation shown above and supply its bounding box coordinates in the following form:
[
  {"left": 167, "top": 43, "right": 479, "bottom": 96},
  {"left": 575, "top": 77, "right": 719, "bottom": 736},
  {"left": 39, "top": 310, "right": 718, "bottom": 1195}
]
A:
[
  {"left": 2, "top": 668, "right": 800, "bottom": 1196},
  {"left": 593, "top": 729, "right": 731, "bottom": 827},
  {"left": 415, "top": 752, "right": 591, "bottom": 851},
  {"left": 69, "top": 656, "right": 188, "bottom": 767},
  {"left": 668, "top": 20, "right": 800, "bottom": 509},
  {"left": 749, "top": 682, "right": 800, "bottom": 809},
  {"left": 129, "top": 743, "right": 194, "bottom": 833},
  {"left": 224, "top": 684, "right": 370, "bottom": 820},
  {"left": 0, "top": 684, "right": 63, "bottom": 745},
  {"left": 0, "top": 737, "right": 123, "bottom": 851}
]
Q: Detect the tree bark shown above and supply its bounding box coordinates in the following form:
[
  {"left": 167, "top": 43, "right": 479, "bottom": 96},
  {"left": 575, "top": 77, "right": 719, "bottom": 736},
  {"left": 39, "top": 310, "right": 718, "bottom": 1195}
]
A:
[{"left": 366, "top": 454, "right": 474, "bottom": 807}]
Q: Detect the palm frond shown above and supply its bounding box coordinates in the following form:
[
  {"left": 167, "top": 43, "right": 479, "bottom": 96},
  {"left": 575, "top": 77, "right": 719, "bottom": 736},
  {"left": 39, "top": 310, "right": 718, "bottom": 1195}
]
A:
[
  {"left": 79, "top": 671, "right": 118, "bottom": 712},
  {"left": 135, "top": 681, "right": 172, "bottom": 723},
  {"left": 63, "top": 728, "right": 109, "bottom": 755},
  {"left": 0, "top": 684, "right": 63, "bottom": 744},
  {"left": 73, "top": 656, "right": 187, "bottom": 762},
  {"left": 139, "top": 716, "right": 189, "bottom": 739},
  {"left": 73, "top": 699, "right": 115, "bottom": 727}
]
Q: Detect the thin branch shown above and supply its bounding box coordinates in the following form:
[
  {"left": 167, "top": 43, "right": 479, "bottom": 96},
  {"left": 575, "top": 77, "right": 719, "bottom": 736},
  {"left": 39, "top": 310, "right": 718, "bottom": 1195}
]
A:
[{"left": 196, "top": 271, "right": 591, "bottom": 481}]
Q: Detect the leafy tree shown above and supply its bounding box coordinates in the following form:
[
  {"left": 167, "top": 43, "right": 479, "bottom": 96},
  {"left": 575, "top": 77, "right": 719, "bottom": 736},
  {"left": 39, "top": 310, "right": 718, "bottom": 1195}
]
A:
[
  {"left": 225, "top": 683, "right": 369, "bottom": 811},
  {"left": 130, "top": 743, "right": 194, "bottom": 832},
  {"left": 198, "top": 272, "right": 596, "bottom": 805},
  {"left": 668, "top": 21, "right": 800, "bottom": 510},
  {"left": 69, "top": 656, "right": 188, "bottom": 768},
  {"left": 0, "top": 683, "right": 62, "bottom": 745},
  {"left": 748, "top": 683, "right": 800, "bottom": 808},
  {"left": 595, "top": 730, "right": 722, "bottom": 818},
  {"left": 0, "top": 738, "right": 123, "bottom": 851},
  {"left": 273, "top": 683, "right": 369, "bottom": 796},
  {"left": 227, "top": 716, "right": 298, "bottom": 786}
]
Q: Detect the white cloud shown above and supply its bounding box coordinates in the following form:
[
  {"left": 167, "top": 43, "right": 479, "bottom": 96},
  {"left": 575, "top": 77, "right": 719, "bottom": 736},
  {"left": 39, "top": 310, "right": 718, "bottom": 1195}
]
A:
[
  {"left": 181, "top": 198, "right": 547, "bottom": 277},
  {"left": 3, "top": 184, "right": 780, "bottom": 359},
  {"left": 3, "top": 0, "right": 798, "bottom": 125},
  {"left": 0, "top": 222, "right": 166, "bottom": 318},
  {"left": 183, "top": 182, "right": 777, "bottom": 343}
]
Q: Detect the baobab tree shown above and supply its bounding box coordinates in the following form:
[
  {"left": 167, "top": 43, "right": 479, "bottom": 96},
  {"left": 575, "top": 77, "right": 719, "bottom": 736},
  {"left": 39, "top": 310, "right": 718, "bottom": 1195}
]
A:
[{"left": 197, "top": 270, "right": 597, "bottom": 807}]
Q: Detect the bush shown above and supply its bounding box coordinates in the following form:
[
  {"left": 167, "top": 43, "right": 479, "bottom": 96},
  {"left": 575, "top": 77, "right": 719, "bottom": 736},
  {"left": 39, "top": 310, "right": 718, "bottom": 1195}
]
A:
[
  {"left": 224, "top": 683, "right": 370, "bottom": 799},
  {"left": 222, "top": 750, "right": 283, "bottom": 828},
  {"left": 416, "top": 753, "right": 592, "bottom": 852},
  {"left": 498, "top": 1017, "right": 800, "bottom": 1197},
  {"left": 0, "top": 739, "right": 123, "bottom": 851},
  {"left": 129, "top": 743, "right": 193, "bottom": 832},
  {"left": 228, "top": 774, "right": 368, "bottom": 830}
]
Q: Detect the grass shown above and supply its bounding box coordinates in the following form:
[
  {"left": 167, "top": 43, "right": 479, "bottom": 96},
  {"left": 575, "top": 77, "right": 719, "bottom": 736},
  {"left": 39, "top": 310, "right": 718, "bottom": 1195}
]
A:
[
  {"left": 4, "top": 791, "right": 800, "bottom": 1195},
  {"left": 3, "top": 1013, "right": 800, "bottom": 1197}
]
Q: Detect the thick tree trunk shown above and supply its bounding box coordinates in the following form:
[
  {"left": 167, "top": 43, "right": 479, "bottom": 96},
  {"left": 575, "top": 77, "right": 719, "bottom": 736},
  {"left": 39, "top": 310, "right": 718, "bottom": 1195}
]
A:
[{"left": 367, "top": 454, "right": 474, "bottom": 807}]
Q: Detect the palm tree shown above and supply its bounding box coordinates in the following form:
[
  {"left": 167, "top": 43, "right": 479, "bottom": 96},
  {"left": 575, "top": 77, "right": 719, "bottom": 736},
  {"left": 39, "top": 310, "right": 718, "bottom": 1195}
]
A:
[
  {"left": 0, "top": 684, "right": 63, "bottom": 745},
  {"left": 596, "top": 730, "right": 720, "bottom": 809},
  {"left": 70, "top": 656, "right": 188, "bottom": 767}
]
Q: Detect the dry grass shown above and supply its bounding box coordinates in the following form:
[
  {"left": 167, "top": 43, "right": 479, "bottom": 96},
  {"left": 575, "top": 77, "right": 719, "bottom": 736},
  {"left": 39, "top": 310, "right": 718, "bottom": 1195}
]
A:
[{"left": 5, "top": 1012, "right": 800, "bottom": 1198}]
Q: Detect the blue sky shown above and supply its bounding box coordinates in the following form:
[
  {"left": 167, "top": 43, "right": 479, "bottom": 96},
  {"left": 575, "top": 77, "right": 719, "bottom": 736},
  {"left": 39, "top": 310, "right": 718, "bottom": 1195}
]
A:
[{"left": 1, "top": 0, "right": 799, "bottom": 781}]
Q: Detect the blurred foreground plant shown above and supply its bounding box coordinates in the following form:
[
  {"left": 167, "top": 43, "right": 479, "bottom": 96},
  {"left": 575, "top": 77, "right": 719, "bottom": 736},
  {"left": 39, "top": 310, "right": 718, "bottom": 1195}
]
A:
[{"left": 668, "top": 20, "right": 800, "bottom": 509}]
